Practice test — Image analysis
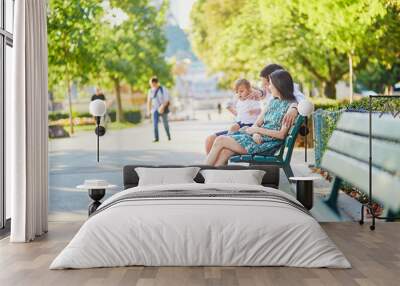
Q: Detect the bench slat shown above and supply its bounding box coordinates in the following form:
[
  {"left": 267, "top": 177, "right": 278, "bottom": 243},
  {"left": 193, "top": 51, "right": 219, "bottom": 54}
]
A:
[
  {"left": 327, "top": 130, "right": 400, "bottom": 174},
  {"left": 336, "top": 112, "right": 400, "bottom": 142},
  {"left": 321, "top": 150, "right": 400, "bottom": 211}
]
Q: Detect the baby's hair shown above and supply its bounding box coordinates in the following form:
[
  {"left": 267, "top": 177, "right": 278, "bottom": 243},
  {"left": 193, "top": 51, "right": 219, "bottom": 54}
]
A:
[{"left": 234, "top": 78, "right": 251, "bottom": 93}]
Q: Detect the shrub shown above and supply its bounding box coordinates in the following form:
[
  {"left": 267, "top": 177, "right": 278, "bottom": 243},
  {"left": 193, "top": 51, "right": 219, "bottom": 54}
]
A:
[
  {"left": 344, "top": 96, "right": 400, "bottom": 112},
  {"left": 108, "top": 110, "right": 141, "bottom": 124},
  {"left": 313, "top": 95, "right": 400, "bottom": 167},
  {"left": 48, "top": 111, "right": 69, "bottom": 121},
  {"left": 310, "top": 97, "right": 347, "bottom": 110},
  {"left": 49, "top": 109, "right": 142, "bottom": 125}
]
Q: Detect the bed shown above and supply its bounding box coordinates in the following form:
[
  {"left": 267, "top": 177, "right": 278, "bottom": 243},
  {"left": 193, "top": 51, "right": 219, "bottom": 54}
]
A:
[{"left": 50, "top": 165, "right": 350, "bottom": 269}]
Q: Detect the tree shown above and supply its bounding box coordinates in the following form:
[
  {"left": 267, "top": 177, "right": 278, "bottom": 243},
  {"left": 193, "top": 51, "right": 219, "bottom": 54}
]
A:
[
  {"left": 190, "top": 0, "right": 400, "bottom": 99},
  {"left": 357, "top": 2, "right": 400, "bottom": 94},
  {"left": 258, "top": 0, "right": 350, "bottom": 98},
  {"left": 299, "top": 0, "right": 388, "bottom": 102},
  {"left": 190, "top": 0, "right": 349, "bottom": 98},
  {"left": 190, "top": 0, "right": 251, "bottom": 87},
  {"left": 357, "top": 61, "right": 400, "bottom": 94},
  {"left": 47, "top": 0, "right": 103, "bottom": 134},
  {"left": 99, "top": 0, "right": 172, "bottom": 122}
]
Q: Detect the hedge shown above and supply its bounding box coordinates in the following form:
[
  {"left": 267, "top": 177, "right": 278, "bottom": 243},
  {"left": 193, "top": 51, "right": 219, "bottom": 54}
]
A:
[
  {"left": 310, "top": 98, "right": 347, "bottom": 110},
  {"left": 345, "top": 96, "right": 400, "bottom": 112},
  {"left": 312, "top": 96, "right": 400, "bottom": 211},
  {"left": 313, "top": 96, "right": 400, "bottom": 167},
  {"left": 49, "top": 109, "right": 142, "bottom": 124},
  {"left": 108, "top": 110, "right": 141, "bottom": 124},
  {"left": 311, "top": 96, "right": 400, "bottom": 111}
]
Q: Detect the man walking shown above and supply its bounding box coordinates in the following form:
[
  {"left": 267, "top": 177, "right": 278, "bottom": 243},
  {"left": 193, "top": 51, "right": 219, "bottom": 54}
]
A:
[{"left": 147, "top": 77, "right": 171, "bottom": 142}]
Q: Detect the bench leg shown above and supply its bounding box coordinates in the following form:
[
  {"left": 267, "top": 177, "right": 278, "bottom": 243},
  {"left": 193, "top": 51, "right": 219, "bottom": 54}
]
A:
[
  {"left": 282, "top": 165, "right": 294, "bottom": 180},
  {"left": 324, "top": 177, "right": 342, "bottom": 215}
]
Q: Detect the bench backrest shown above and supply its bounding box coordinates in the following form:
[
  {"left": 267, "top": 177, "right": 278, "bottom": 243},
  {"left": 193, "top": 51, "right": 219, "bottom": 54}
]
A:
[
  {"left": 277, "top": 115, "right": 304, "bottom": 163},
  {"left": 321, "top": 112, "right": 400, "bottom": 211}
]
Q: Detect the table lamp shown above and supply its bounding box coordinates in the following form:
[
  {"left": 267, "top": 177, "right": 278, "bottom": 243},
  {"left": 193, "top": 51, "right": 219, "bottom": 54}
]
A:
[
  {"left": 297, "top": 100, "right": 314, "bottom": 162},
  {"left": 89, "top": 99, "right": 107, "bottom": 162}
]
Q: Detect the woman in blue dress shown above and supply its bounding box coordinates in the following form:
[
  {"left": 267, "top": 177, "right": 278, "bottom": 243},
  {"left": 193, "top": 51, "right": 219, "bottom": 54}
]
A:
[{"left": 206, "top": 69, "right": 297, "bottom": 166}]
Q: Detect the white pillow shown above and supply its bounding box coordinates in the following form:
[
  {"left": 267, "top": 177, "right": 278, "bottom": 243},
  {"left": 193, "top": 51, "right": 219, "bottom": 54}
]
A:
[
  {"left": 200, "top": 169, "right": 266, "bottom": 185},
  {"left": 135, "top": 167, "right": 201, "bottom": 186}
]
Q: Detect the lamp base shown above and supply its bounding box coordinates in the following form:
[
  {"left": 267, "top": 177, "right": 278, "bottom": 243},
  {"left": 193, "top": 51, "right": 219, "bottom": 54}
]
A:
[{"left": 88, "top": 188, "right": 106, "bottom": 215}]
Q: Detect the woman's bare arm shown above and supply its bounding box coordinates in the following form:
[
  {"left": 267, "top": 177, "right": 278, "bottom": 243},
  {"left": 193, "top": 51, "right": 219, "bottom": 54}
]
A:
[{"left": 252, "top": 107, "right": 266, "bottom": 127}]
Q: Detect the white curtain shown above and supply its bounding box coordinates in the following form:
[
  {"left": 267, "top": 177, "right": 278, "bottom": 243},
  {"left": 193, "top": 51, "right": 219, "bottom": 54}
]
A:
[{"left": 10, "top": 0, "right": 48, "bottom": 242}]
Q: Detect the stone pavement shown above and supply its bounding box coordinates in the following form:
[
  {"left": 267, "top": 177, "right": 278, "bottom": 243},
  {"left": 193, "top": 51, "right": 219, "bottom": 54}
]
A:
[{"left": 49, "top": 110, "right": 361, "bottom": 222}]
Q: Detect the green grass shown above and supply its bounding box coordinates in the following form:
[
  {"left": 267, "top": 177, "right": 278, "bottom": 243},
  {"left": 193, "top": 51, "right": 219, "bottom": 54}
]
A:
[{"left": 67, "top": 121, "right": 138, "bottom": 133}]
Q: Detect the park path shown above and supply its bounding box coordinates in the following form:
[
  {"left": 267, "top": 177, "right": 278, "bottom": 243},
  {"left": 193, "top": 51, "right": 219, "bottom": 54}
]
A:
[
  {"left": 49, "top": 110, "right": 360, "bottom": 222},
  {"left": 49, "top": 111, "right": 232, "bottom": 220}
]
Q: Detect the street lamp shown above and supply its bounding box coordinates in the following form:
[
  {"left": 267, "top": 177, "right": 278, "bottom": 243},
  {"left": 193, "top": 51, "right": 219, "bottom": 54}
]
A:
[
  {"left": 298, "top": 100, "right": 314, "bottom": 163},
  {"left": 89, "top": 99, "right": 107, "bottom": 162}
]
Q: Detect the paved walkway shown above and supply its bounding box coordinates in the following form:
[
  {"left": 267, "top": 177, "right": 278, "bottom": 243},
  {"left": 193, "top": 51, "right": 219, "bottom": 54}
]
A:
[{"left": 49, "top": 110, "right": 361, "bottom": 222}]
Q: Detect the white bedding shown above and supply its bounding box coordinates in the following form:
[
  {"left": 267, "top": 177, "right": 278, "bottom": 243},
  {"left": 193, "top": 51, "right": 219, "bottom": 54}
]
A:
[{"left": 50, "top": 183, "right": 351, "bottom": 269}]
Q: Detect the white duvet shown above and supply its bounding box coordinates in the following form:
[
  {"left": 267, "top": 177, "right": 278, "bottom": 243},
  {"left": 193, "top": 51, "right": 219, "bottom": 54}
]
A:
[{"left": 50, "top": 183, "right": 351, "bottom": 269}]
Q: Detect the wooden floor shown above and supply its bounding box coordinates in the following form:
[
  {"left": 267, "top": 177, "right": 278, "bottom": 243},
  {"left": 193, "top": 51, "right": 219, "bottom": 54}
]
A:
[{"left": 0, "top": 222, "right": 399, "bottom": 286}]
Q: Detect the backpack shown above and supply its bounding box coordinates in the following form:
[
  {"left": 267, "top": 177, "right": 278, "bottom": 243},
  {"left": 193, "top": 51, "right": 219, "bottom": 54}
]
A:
[{"left": 153, "top": 86, "right": 170, "bottom": 114}]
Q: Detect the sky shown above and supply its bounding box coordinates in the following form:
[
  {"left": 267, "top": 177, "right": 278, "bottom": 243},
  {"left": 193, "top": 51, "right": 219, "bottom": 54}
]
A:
[
  {"left": 169, "top": 0, "right": 197, "bottom": 29},
  {"left": 103, "top": 0, "right": 197, "bottom": 29}
]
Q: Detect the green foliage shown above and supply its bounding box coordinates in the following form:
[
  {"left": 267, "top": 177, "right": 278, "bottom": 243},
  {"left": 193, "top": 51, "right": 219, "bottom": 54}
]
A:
[
  {"left": 49, "top": 109, "right": 142, "bottom": 124},
  {"left": 47, "top": 0, "right": 173, "bottom": 123},
  {"left": 108, "top": 110, "right": 142, "bottom": 124},
  {"left": 95, "top": 0, "right": 172, "bottom": 122},
  {"left": 48, "top": 0, "right": 173, "bottom": 91},
  {"left": 320, "top": 112, "right": 342, "bottom": 163},
  {"left": 311, "top": 98, "right": 347, "bottom": 110},
  {"left": 311, "top": 96, "right": 400, "bottom": 112},
  {"left": 345, "top": 96, "right": 400, "bottom": 111},
  {"left": 357, "top": 61, "right": 400, "bottom": 93},
  {"left": 313, "top": 95, "right": 400, "bottom": 166},
  {"left": 47, "top": 0, "right": 103, "bottom": 88},
  {"left": 190, "top": 0, "right": 400, "bottom": 98},
  {"left": 48, "top": 112, "right": 70, "bottom": 121},
  {"left": 98, "top": 0, "right": 172, "bottom": 91}
]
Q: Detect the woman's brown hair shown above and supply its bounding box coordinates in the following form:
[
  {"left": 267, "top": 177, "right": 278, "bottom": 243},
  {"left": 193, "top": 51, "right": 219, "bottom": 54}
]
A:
[{"left": 269, "top": 70, "right": 296, "bottom": 101}]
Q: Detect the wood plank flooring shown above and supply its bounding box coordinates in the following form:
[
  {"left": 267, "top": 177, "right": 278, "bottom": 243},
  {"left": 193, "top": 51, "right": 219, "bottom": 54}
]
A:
[{"left": 0, "top": 222, "right": 399, "bottom": 286}]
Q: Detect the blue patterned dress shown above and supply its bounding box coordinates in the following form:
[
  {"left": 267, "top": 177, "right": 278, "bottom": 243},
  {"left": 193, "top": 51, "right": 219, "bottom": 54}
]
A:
[{"left": 229, "top": 98, "right": 292, "bottom": 155}]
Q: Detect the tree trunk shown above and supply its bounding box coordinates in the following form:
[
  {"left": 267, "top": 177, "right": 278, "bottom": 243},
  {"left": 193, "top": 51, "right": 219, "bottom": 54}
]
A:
[
  {"left": 348, "top": 52, "right": 354, "bottom": 103},
  {"left": 114, "top": 78, "right": 124, "bottom": 122},
  {"left": 66, "top": 75, "right": 74, "bottom": 134},
  {"left": 324, "top": 81, "right": 336, "bottom": 99}
]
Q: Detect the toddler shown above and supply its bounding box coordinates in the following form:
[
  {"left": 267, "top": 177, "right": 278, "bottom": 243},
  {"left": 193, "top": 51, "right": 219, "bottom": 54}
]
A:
[{"left": 228, "top": 79, "right": 262, "bottom": 132}]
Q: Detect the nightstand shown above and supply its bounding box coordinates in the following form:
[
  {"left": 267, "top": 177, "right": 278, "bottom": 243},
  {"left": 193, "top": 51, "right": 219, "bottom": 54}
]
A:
[
  {"left": 289, "top": 177, "right": 320, "bottom": 210},
  {"left": 77, "top": 180, "right": 118, "bottom": 215}
]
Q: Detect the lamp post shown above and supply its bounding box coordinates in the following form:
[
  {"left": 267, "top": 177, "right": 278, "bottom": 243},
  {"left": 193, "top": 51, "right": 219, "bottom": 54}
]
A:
[
  {"left": 297, "top": 100, "right": 314, "bottom": 163},
  {"left": 89, "top": 100, "right": 107, "bottom": 162}
]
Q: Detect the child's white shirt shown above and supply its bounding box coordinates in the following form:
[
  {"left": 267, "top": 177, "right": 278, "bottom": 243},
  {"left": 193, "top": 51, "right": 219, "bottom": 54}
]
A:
[{"left": 236, "top": 99, "right": 261, "bottom": 124}]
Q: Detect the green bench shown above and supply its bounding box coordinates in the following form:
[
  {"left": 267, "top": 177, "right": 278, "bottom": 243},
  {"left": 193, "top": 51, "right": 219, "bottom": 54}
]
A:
[
  {"left": 229, "top": 115, "right": 305, "bottom": 180},
  {"left": 322, "top": 112, "right": 400, "bottom": 229}
]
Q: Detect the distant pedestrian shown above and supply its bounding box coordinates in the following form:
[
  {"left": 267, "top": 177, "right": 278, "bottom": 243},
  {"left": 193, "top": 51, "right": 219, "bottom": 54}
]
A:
[
  {"left": 91, "top": 87, "right": 106, "bottom": 101},
  {"left": 146, "top": 77, "right": 171, "bottom": 142},
  {"left": 217, "top": 102, "right": 222, "bottom": 114}
]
